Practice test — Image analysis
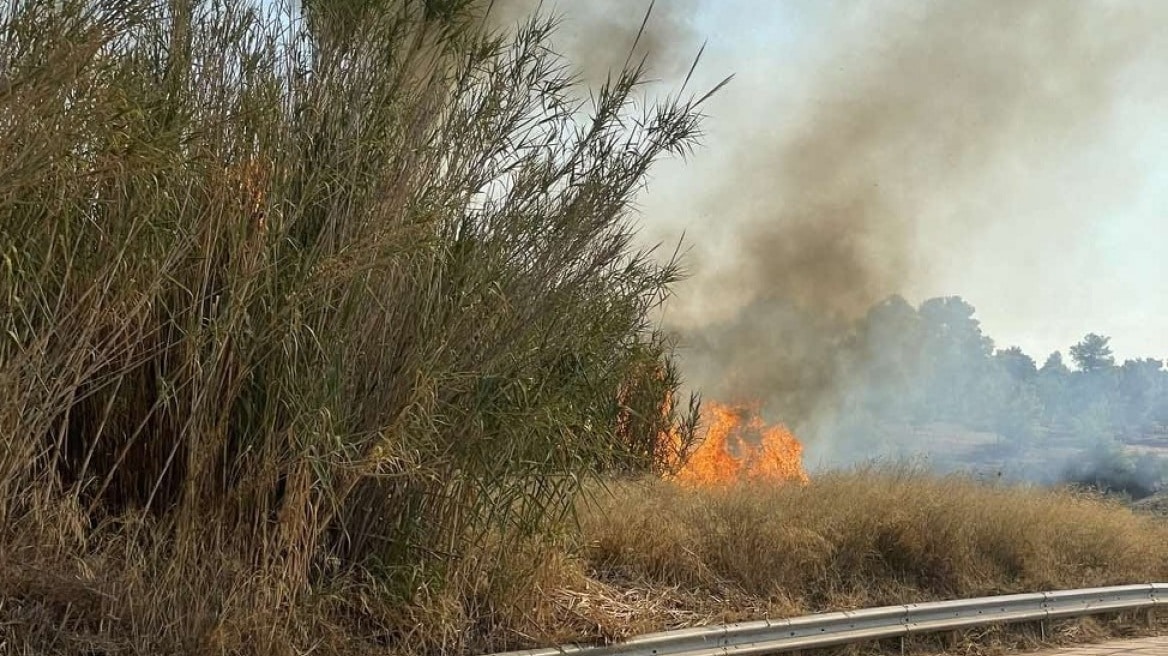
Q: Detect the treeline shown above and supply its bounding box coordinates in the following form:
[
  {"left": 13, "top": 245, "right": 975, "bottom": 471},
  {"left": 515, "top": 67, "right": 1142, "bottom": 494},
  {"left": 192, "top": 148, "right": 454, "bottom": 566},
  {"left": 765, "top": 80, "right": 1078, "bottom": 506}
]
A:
[
  {"left": 842, "top": 295, "right": 1168, "bottom": 442},
  {"left": 811, "top": 295, "right": 1167, "bottom": 496}
]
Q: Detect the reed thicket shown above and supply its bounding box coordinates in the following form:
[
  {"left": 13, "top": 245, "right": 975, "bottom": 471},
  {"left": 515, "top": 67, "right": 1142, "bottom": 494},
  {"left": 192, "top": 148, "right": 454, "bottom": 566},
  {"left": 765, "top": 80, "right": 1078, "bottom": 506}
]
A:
[{"left": 0, "top": 0, "right": 703, "bottom": 652}]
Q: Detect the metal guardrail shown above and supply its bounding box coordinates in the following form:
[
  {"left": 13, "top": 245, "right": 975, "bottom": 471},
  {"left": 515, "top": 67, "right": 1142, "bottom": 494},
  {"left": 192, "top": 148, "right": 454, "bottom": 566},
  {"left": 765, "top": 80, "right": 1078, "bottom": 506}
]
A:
[{"left": 491, "top": 584, "right": 1166, "bottom": 656}]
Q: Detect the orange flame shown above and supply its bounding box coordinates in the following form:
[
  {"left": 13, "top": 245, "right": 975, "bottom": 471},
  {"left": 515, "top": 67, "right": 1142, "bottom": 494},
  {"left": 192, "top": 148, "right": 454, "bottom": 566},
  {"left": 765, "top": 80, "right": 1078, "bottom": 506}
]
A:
[{"left": 670, "top": 401, "right": 809, "bottom": 487}]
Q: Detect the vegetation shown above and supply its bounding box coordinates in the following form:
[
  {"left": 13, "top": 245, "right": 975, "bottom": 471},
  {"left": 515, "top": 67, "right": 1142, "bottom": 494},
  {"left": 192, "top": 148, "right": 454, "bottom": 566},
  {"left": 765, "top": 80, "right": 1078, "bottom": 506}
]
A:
[
  {"left": 393, "top": 470, "right": 1168, "bottom": 649},
  {"left": 2, "top": 1, "right": 1164, "bottom": 655},
  {"left": 815, "top": 295, "right": 1168, "bottom": 495},
  {"left": 0, "top": 0, "right": 700, "bottom": 652},
  {"left": 581, "top": 471, "right": 1168, "bottom": 615},
  {"left": 848, "top": 297, "right": 1168, "bottom": 444}
]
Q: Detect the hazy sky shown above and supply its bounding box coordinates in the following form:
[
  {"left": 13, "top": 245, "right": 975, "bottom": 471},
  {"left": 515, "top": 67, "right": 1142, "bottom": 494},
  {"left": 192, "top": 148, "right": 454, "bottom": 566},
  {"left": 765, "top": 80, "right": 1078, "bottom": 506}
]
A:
[{"left": 529, "top": 1, "right": 1168, "bottom": 364}]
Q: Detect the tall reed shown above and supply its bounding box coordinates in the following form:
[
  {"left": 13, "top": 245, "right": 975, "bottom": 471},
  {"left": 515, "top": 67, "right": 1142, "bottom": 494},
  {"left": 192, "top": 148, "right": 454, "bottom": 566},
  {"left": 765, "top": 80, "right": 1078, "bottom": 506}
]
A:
[{"left": 0, "top": 0, "right": 706, "bottom": 651}]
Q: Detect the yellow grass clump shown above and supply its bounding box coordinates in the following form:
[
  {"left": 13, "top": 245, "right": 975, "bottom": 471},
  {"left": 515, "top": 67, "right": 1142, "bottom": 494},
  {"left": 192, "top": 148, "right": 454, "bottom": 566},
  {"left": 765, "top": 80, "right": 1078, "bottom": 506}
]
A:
[{"left": 577, "top": 469, "right": 1168, "bottom": 619}]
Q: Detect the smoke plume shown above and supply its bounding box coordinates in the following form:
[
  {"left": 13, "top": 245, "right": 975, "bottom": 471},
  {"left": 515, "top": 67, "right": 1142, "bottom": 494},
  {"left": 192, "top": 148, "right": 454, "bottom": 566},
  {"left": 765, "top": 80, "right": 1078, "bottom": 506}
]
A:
[
  {"left": 662, "top": 1, "right": 1165, "bottom": 434},
  {"left": 489, "top": 1, "right": 1168, "bottom": 469}
]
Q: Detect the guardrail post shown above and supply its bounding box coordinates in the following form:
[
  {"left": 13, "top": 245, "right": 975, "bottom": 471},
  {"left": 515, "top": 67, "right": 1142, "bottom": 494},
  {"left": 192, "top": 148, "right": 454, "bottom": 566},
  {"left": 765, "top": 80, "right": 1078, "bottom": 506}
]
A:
[{"left": 1146, "top": 608, "right": 1156, "bottom": 628}]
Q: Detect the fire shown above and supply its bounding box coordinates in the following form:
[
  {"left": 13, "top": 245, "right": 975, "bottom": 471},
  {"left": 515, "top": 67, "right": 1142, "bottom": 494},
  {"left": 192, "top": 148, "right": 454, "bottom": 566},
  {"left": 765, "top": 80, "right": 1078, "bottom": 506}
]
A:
[
  {"left": 612, "top": 361, "right": 807, "bottom": 487},
  {"left": 670, "top": 401, "right": 809, "bottom": 487}
]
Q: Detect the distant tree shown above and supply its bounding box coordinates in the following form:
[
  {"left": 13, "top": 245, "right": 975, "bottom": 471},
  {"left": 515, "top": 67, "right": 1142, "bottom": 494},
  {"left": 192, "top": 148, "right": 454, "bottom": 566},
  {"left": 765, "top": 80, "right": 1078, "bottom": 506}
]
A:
[
  {"left": 995, "top": 346, "right": 1037, "bottom": 381},
  {"left": 1069, "top": 333, "right": 1115, "bottom": 372},
  {"left": 1040, "top": 351, "right": 1070, "bottom": 376},
  {"left": 918, "top": 297, "right": 994, "bottom": 358},
  {"left": 1121, "top": 357, "right": 1163, "bottom": 376},
  {"left": 1065, "top": 335, "right": 1121, "bottom": 433},
  {"left": 1036, "top": 351, "right": 1071, "bottom": 425},
  {"left": 1117, "top": 358, "right": 1165, "bottom": 432},
  {"left": 917, "top": 296, "right": 994, "bottom": 423},
  {"left": 861, "top": 295, "right": 921, "bottom": 352},
  {"left": 852, "top": 295, "right": 924, "bottom": 420}
]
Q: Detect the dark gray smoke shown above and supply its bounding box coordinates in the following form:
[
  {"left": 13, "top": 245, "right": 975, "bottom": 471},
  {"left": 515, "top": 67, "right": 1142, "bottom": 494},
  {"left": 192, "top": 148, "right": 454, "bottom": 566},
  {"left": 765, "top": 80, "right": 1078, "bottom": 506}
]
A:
[
  {"left": 488, "top": 1, "right": 1168, "bottom": 480},
  {"left": 1061, "top": 442, "right": 1164, "bottom": 500},
  {"left": 664, "top": 1, "right": 1168, "bottom": 440}
]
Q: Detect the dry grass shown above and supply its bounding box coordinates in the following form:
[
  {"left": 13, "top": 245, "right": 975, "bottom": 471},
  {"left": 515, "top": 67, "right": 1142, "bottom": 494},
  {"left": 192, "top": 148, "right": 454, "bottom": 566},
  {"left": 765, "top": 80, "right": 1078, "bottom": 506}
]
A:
[
  {"left": 557, "top": 469, "right": 1168, "bottom": 637},
  {"left": 322, "top": 470, "right": 1164, "bottom": 652},
  {"left": 354, "top": 469, "right": 1168, "bottom": 652},
  {"left": 5, "top": 469, "right": 1167, "bottom": 654}
]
